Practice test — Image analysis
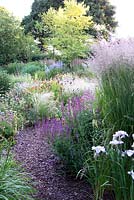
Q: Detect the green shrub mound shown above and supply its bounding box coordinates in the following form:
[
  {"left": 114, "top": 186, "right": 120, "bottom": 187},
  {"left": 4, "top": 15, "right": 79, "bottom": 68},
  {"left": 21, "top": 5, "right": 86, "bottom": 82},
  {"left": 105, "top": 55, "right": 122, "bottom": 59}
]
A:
[
  {"left": 0, "top": 71, "right": 11, "bottom": 95},
  {"left": 21, "top": 64, "right": 41, "bottom": 76},
  {"left": 6, "top": 62, "right": 24, "bottom": 74}
]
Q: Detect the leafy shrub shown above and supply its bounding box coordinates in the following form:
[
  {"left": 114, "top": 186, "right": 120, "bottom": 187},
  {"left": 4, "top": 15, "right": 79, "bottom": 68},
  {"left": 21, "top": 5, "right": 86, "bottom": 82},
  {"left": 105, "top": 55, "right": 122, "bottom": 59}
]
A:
[
  {"left": 59, "top": 90, "right": 82, "bottom": 105},
  {"left": 21, "top": 64, "right": 41, "bottom": 76},
  {"left": 0, "top": 71, "right": 11, "bottom": 95},
  {"left": 6, "top": 62, "right": 24, "bottom": 74},
  {"left": 32, "top": 53, "right": 47, "bottom": 61},
  {"left": 0, "top": 110, "right": 18, "bottom": 139},
  {"left": 46, "top": 68, "right": 63, "bottom": 79},
  {"left": 0, "top": 7, "right": 39, "bottom": 65},
  {"left": 53, "top": 135, "right": 80, "bottom": 171},
  {"left": 97, "top": 65, "right": 134, "bottom": 147},
  {"left": 3, "top": 86, "right": 37, "bottom": 126},
  {"left": 61, "top": 91, "right": 94, "bottom": 121}
]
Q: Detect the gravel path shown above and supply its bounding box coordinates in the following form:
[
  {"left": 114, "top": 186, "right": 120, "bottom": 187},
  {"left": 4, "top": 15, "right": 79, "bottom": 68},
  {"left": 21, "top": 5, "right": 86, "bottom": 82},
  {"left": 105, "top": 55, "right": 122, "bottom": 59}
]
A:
[{"left": 14, "top": 126, "right": 93, "bottom": 200}]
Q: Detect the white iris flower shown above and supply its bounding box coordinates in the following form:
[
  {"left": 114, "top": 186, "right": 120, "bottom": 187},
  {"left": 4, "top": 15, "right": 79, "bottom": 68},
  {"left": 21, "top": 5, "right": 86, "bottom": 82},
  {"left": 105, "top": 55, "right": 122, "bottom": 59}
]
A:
[
  {"left": 92, "top": 146, "right": 106, "bottom": 157},
  {"left": 125, "top": 150, "right": 134, "bottom": 157},
  {"left": 128, "top": 170, "right": 134, "bottom": 180}
]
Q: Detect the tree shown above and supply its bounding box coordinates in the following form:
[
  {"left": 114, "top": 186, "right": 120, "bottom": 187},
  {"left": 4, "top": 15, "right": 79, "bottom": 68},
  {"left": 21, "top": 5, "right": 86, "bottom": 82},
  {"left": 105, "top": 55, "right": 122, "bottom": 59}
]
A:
[
  {"left": 41, "top": 0, "right": 93, "bottom": 67},
  {"left": 80, "top": 0, "right": 118, "bottom": 38},
  {"left": 22, "top": 0, "right": 117, "bottom": 40},
  {"left": 22, "top": 0, "right": 63, "bottom": 41},
  {"left": 0, "top": 7, "right": 39, "bottom": 65}
]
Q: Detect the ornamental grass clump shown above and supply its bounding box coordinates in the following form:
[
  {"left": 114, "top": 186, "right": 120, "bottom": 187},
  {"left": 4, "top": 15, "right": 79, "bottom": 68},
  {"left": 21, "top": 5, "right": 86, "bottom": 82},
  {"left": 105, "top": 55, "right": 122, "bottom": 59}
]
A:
[
  {"left": 96, "top": 65, "right": 134, "bottom": 148},
  {"left": 89, "top": 39, "right": 134, "bottom": 147},
  {"left": 0, "top": 141, "right": 35, "bottom": 200},
  {"left": 88, "top": 38, "right": 134, "bottom": 74}
]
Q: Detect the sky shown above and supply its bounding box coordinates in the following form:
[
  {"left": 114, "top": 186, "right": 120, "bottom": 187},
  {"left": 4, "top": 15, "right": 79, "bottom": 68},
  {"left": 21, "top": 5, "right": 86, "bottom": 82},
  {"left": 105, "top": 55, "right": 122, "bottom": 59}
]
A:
[{"left": 0, "top": 0, "right": 134, "bottom": 38}]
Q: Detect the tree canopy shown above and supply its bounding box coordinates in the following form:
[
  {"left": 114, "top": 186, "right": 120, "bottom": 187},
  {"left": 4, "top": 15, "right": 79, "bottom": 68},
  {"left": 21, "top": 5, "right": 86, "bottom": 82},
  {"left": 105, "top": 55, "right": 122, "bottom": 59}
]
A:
[
  {"left": 82, "top": 0, "right": 118, "bottom": 38},
  {"left": 0, "top": 7, "right": 39, "bottom": 65},
  {"left": 22, "top": 0, "right": 117, "bottom": 40},
  {"left": 41, "top": 0, "right": 93, "bottom": 67}
]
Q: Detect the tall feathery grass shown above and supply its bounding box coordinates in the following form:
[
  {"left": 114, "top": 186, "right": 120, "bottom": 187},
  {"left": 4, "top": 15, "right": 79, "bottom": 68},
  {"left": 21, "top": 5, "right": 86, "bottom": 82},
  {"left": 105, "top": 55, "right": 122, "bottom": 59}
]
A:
[{"left": 88, "top": 38, "right": 134, "bottom": 146}]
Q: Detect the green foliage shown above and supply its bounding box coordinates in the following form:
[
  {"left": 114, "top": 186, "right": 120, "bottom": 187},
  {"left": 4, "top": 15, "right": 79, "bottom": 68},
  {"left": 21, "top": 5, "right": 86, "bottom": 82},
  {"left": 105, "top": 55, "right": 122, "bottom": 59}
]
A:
[
  {"left": 0, "top": 7, "right": 20, "bottom": 65},
  {"left": 42, "top": 0, "right": 93, "bottom": 67},
  {"left": 17, "top": 34, "right": 40, "bottom": 63},
  {"left": 53, "top": 109, "right": 96, "bottom": 173},
  {"left": 0, "top": 142, "right": 34, "bottom": 200},
  {"left": 33, "top": 93, "right": 61, "bottom": 119},
  {"left": 6, "top": 61, "right": 45, "bottom": 76},
  {"left": 3, "top": 87, "right": 37, "bottom": 127},
  {"left": 97, "top": 65, "right": 134, "bottom": 146},
  {"left": 9, "top": 74, "right": 33, "bottom": 86},
  {"left": 69, "top": 65, "right": 94, "bottom": 78},
  {"left": 6, "top": 62, "right": 25, "bottom": 74},
  {"left": 59, "top": 89, "right": 83, "bottom": 105},
  {"left": 22, "top": 0, "right": 64, "bottom": 46},
  {"left": 0, "top": 7, "right": 39, "bottom": 65},
  {"left": 50, "top": 81, "right": 62, "bottom": 99},
  {"left": 59, "top": 92, "right": 74, "bottom": 105},
  {"left": 81, "top": 0, "right": 118, "bottom": 39},
  {"left": 108, "top": 147, "right": 133, "bottom": 200},
  {"left": 85, "top": 150, "right": 111, "bottom": 200},
  {"left": 0, "top": 116, "right": 15, "bottom": 140},
  {"left": 34, "top": 70, "right": 46, "bottom": 80},
  {"left": 84, "top": 132, "right": 134, "bottom": 200},
  {"left": 46, "top": 68, "right": 63, "bottom": 79},
  {"left": 0, "top": 102, "right": 18, "bottom": 140},
  {"left": 21, "top": 64, "right": 41, "bottom": 76},
  {"left": 0, "top": 71, "right": 11, "bottom": 95},
  {"left": 22, "top": 0, "right": 117, "bottom": 41},
  {"left": 53, "top": 135, "right": 79, "bottom": 171},
  {"left": 32, "top": 53, "right": 47, "bottom": 61}
]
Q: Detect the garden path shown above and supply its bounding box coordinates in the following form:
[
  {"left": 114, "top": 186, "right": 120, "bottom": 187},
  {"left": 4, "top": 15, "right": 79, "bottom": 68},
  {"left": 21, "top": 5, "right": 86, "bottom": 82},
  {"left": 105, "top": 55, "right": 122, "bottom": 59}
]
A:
[
  {"left": 13, "top": 78, "right": 114, "bottom": 200},
  {"left": 14, "top": 126, "right": 93, "bottom": 200}
]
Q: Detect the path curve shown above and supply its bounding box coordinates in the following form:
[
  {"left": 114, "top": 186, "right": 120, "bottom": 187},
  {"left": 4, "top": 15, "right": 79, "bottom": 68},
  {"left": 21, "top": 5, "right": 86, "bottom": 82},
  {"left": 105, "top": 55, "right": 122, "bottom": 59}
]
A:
[{"left": 14, "top": 126, "right": 93, "bottom": 200}]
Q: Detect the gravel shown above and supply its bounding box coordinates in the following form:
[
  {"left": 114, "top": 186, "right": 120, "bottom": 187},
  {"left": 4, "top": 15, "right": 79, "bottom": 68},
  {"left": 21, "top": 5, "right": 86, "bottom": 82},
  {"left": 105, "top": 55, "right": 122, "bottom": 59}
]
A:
[{"left": 14, "top": 126, "right": 93, "bottom": 200}]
